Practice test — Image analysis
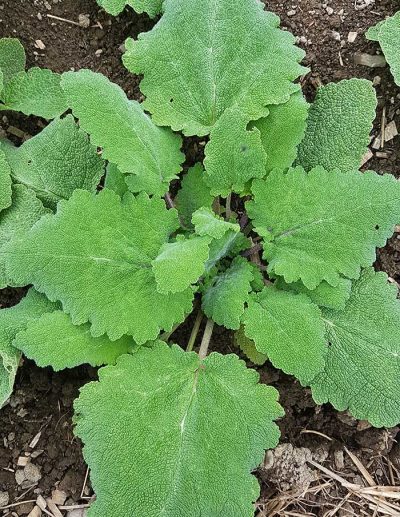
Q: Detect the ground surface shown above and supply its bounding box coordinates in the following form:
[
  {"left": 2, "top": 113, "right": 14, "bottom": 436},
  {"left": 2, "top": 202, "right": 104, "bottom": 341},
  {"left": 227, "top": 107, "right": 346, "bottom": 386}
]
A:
[{"left": 0, "top": 1, "right": 399, "bottom": 516}]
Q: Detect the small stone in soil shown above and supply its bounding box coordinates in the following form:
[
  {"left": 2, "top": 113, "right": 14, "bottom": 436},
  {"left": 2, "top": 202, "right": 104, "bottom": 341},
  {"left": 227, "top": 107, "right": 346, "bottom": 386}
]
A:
[{"left": 0, "top": 490, "right": 9, "bottom": 506}]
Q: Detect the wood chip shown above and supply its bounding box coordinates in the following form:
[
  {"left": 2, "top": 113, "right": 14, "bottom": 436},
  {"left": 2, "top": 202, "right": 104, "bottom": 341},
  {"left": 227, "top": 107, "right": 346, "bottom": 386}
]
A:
[
  {"left": 46, "top": 498, "right": 63, "bottom": 517},
  {"left": 384, "top": 120, "right": 398, "bottom": 142},
  {"left": 36, "top": 495, "right": 47, "bottom": 511},
  {"left": 17, "top": 457, "right": 29, "bottom": 467},
  {"left": 348, "top": 31, "right": 358, "bottom": 42},
  {"left": 29, "top": 432, "right": 41, "bottom": 449},
  {"left": 34, "top": 40, "right": 46, "bottom": 50},
  {"left": 360, "top": 149, "right": 373, "bottom": 167},
  {"left": 51, "top": 490, "right": 67, "bottom": 506},
  {"left": 27, "top": 506, "right": 42, "bottom": 517},
  {"left": 354, "top": 53, "right": 387, "bottom": 68}
]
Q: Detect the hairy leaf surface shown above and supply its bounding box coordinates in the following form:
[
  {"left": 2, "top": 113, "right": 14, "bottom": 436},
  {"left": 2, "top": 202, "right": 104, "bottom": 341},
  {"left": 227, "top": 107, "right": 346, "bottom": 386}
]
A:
[
  {"left": 243, "top": 287, "right": 326, "bottom": 384},
  {"left": 234, "top": 325, "right": 268, "bottom": 365},
  {"left": 61, "top": 70, "right": 184, "bottom": 196},
  {"left": 14, "top": 311, "right": 135, "bottom": 371},
  {"left": 192, "top": 206, "right": 240, "bottom": 239},
  {"left": 4, "top": 189, "right": 194, "bottom": 343},
  {"left": 297, "top": 79, "right": 377, "bottom": 171},
  {"left": 367, "top": 12, "right": 400, "bottom": 86},
  {"left": 97, "top": 0, "right": 162, "bottom": 17},
  {"left": 0, "top": 38, "right": 26, "bottom": 91},
  {"left": 0, "top": 150, "right": 12, "bottom": 212},
  {"left": 311, "top": 268, "right": 400, "bottom": 427},
  {"left": 248, "top": 167, "right": 400, "bottom": 289},
  {"left": 75, "top": 342, "right": 283, "bottom": 516}
]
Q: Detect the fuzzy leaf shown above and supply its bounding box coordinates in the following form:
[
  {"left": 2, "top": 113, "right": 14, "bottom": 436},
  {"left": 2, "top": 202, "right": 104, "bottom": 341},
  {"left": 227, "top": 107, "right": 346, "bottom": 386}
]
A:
[
  {"left": 0, "top": 149, "right": 12, "bottom": 212},
  {"left": 152, "top": 235, "right": 211, "bottom": 294},
  {"left": 205, "top": 230, "right": 250, "bottom": 272},
  {"left": 61, "top": 70, "right": 184, "bottom": 196},
  {"left": 248, "top": 167, "right": 400, "bottom": 289},
  {"left": 274, "top": 277, "right": 352, "bottom": 310},
  {"left": 175, "top": 164, "right": 214, "bottom": 228},
  {"left": 13, "top": 310, "right": 135, "bottom": 371},
  {"left": 234, "top": 325, "right": 268, "bottom": 365},
  {"left": 4, "top": 189, "right": 194, "bottom": 343},
  {"left": 243, "top": 286, "right": 326, "bottom": 385},
  {"left": 123, "top": 0, "right": 305, "bottom": 136},
  {"left": 74, "top": 342, "right": 283, "bottom": 516},
  {"left": 252, "top": 90, "right": 309, "bottom": 172},
  {"left": 367, "top": 12, "right": 400, "bottom": 86},
  {"left": 97, "top": 0, "right": 162, "bottom": 17},
  {"left": 0, "top": 185, "right": 50, "bottom": 288},
  {"left": 311, "top": 268, "right": 400, "bottom": 428},
  {"left": 4, "top": 116, "right": 104, "bottom": 209},
  {"left": 0, "top": 38, "right": 26, "bottom": 90},
  {"left": 2, "top": 68, "right": 67, "bottom": 118},
  {"left": 0, "top": 289, "right": 59, "bottom": 408},
  {"left": 192, "top": 206, "right": 240, "bottom": 239},
  {"left": 297, "top": 79, "right": 377, "bottom": 172},
  {"left": 202, "top": 257, "right": 254, "bottom": 329},
  {"left": 104, "top": 163, "right": 129, "bottom": 198}
]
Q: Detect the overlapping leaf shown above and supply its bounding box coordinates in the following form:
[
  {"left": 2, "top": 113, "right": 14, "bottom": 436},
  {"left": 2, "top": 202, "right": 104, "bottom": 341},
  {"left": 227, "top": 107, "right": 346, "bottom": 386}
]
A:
[
  {"left": 311, "top": 268, "right": 400, "bottom": 427},
  {"left": 61, "top": 70, "right": 184, "bottom": 196},
  {"left": 0, "top": 38, "right": 26, "bottom": 93},
  {"left": 0, "top": 149, "right": 12, "bottom": 212},
  {"left": 367, "top": 12, "right": 400, "bottom": 86},
  {"left": 234, "top": 325, "right": 268, "bottom": 366},
  {"left": 4, "top": 189, "right": 194, "bottom": 343},
  {"left": 75, "top": 342, "right": 283, "bottom": 516},
  {"left": 248, "top": 167, "right": 400, "bottom": 289},
  {"left": 96, "top": 0, "right": 163, "bottom": 17},
  {"left": 243, "top": 286, "right": 326, "bottom": 385},
  {"left": 192, "top": 206, "right": 240, "bottom": 239}
]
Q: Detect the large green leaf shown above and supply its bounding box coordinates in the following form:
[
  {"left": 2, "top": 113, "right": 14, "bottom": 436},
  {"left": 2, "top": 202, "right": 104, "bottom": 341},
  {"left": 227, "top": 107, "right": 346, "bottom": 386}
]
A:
[
  {"left": 123, "top": 0, "right": 305, "bottom": 136},
  {"left": 367, "top": 12, "right": 400, "bottom": 86},
  {"left": 192, "top": 206, "right": 240, "bottom": 239},
  {"left": 0, "top": 149, "right": 12, "bottom": 212},
  {"left": 0, "top": 38, "right": 26, "bottom": 92},
  {"left": 4, "top": 189, "right": 193, "bottom": 343},
  {"left": 0, "top": 289, "right": 59, "bottom": 408},
  {"left": 61, "top": 70, "right": 184, "bottom": 196},
  {"left": 13, "top": 310, "right": 135, "bottom": 371},
  {"left": 297, "top": 79, "right": 377, "bottom": 172},
  {"left": 243, "top": 286, "right": 326, "bottom": 385},
  {"left": 97, "top": 0, "right": 162, "bottom": 17},
  {"left": 75, "top": 342, "right": 283, "bottom": 516},
  {"left": 311, "top": 268, "right": 400, "bottom": 428},
  {"left": 4, "top": 115, "right": 104, "bottom": 209},
  {"left": 247, "top": 167, "right": 400, "bottom": 289}
]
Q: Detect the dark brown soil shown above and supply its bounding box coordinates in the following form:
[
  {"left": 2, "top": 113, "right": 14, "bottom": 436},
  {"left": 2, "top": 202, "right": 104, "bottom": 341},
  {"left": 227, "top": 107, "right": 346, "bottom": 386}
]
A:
[{"left": 0, "top": 1, "right": 399, "bottom": 515}]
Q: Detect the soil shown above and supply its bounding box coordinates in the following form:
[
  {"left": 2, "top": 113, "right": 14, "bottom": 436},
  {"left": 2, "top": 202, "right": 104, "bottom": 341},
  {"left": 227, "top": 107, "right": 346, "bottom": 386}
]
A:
[{"left": 0, "top": 0, "right": 399, "bottom": 516}]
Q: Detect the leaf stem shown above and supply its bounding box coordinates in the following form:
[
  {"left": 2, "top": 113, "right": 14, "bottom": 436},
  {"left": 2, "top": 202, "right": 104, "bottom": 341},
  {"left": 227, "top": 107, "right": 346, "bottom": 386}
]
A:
[
  {"left": 198, "top": 319, "right": 214, "bottom": 360},
  {"left": 186, "top": 309, "right": 204, "bottom": 352},
  {"left": 225, "top": 193, "right": 232, "bottom": 220}
]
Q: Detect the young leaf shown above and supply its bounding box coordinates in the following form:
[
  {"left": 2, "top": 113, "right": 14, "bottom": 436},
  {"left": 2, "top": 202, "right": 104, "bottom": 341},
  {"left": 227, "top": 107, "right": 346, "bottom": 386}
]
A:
[
  {"left": 96, "top": 0, "right": 162, "bottom": 17},
  {"left": 252, "top": 90, "right": 309, "bottom": 173},
  {"left": 0, "top": 150, "right": 12, "bottom": 212},
  {"left": 2, "top": 68, "right": 68, "bottom": 118},
  {"left": 311, "top": 268, "right": 400, "bottom": 428},
  {"left": 0, "top": 38, "right": 26, "bottom": 91},
  {"left": 202, "top": 257, "right": 254, "bottom": 330},
  {"left": 192, "top": 206, "right": 240, "bottom": 239},
  {"left": 4, "top": 115, "right": 104, "bottom": 209},
  {"left": 274, "top": 277, "right": 352, "bottom": 310},
  {"left": 0, "top": 185, "right": 50, "bottom": 288},
  {"left": 243, "top": 286, "right": 326, "bottom": 385},
  {"left": 0, "top": 289, "right": 59, "bottom": 408},
  {"left": 367, "top": 12, "right": 400, "bottom": 86},
  {"left": 61, "top": 70, "right": 184, "bottom": 196},
  {"left": 205, "top": 230, "right": 250, "bottom": 272},
  {"left": 152, "top": 235, "right": 211, "bottom": 294},
  {"left": 234, "top": 325, "right": 268, "bottom": 365},
  {"left": 297, "top": 79, "right": 377, "bottom": 172},
  {"left": 4, "top": 189, "right": 194, "bottom": 343},
  {"left": 74, "top": 342, "right": 283, "bottom": 516},
  {"left": 13, "top": 311, "right": 135, "bottom": 371},
  {"left": 123, "top": 0, "right": 306, "bottom": 136},
  {"left": 175, "top": 164, "right": 214, "bottom": 228},
  {"left": 247, "top": 167, "right": 400, "bottom": 289}
]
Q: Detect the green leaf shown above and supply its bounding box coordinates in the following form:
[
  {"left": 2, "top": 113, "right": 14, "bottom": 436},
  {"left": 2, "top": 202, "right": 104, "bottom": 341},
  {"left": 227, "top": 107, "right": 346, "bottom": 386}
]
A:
[
  {"left": 0, "top": 289, "right": 59, "bottom": 408},
  {"left": 0, "top": 38, "right": 26, "bottom": 89},
  {"left": 311, "top": 268, "right": 400, "bottom": 428},
  {"left": 2, "top": 68, "right": 67, "bottom": 118},
  {"left": 202, "top": 257, "right": 254, "bottom": 329},
  {"left": 367, "top": 12, "right": 400, "bottom": 86},
  {"left": 123, "top": 0, "right": 306, "bottom": 136},
  {"left": 297, "top": 79, "right": 377, "bottom": 172},
  {"left": 234, "top": 325, "right": 268, "bottom": 365},
  {"left": 247, "top": 167, "right": 400, "bottom": 289},
  {"left": 4, "top": 189, "right": 194, "bottom": 343},
  {"left": 243, "top": 286, "right": 326, "bottom": 385},
  {"left": 104, "top": 163, "right": 129, "bottom": 198},
  {"left": 97, "top": 0, "right": 162, "bottom": 17},
  {"left": 13, "top": 310, "right": 135, "bottom": 371},
  {"left": 0, "top": 185, "right": 50, "bottom": 288},
  {"left": 0, "top": 149, "right": 12, "bottom": 212},
  {"left": 61, "top": 70, "right": 184, "bottom": 196},
  {"left": 252, "top": 90, "right": 309, "bottom": 173},
  {"left": 274, "top": 277, "right": 352, "bottom": 310},
  {"left": 204, "top": 108, "right": 267, "bottom": 196},
  {"left": 74, "top": 342, "right": 283, "bottom": 516},
  {"left": 152, "top": 235, "right": 211, "bottom": 294},
  {"left": 4, "top": 115, "right": 104, "bottom": 209},
  {"left": 175, "top": 164, "right": 214, "bottom": 228},
  {"left": 192, "top": 206, "right": 240, "bottom": 239},
  {"left": 205, "top": 230, "right": 250, "bottom": 272}
]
